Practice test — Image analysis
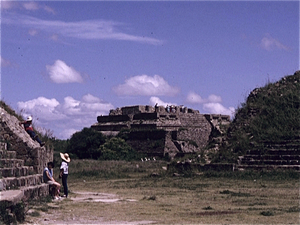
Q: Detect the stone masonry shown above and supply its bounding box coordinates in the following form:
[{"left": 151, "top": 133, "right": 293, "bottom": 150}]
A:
[
  {"left": 0, "top": 106, "right": 53, "bottom": 223},
  {"left": 92, "top": 105, "right": 230, "bottom": 158},
  {"left": 0, "top": 107, "right": 52, "bottom": 174}
]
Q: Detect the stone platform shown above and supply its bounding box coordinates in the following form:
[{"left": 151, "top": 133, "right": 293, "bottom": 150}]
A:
[{"left": 92, "top": 105, "right": 230, "bottom": 158}]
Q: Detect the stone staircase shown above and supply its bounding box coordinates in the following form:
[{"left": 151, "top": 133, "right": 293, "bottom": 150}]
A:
[
  {"left": 0, "top": 142, "right": 49, "bottom": 223},
  {"left": 237, "top": 140, "right": 300, "bottom": 171}
]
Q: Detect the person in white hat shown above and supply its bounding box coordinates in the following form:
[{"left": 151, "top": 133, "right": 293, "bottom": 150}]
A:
[
  {"left": 19, "top": 116, "right": 45, "bottom": 147},
  {"left": 59, "top": 153, "right": 70, "bottom": 198}
]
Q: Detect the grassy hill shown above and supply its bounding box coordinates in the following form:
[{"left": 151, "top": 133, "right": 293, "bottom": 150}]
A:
[{"left": 212, "top": 70, "right": 300, "bottom": 163}]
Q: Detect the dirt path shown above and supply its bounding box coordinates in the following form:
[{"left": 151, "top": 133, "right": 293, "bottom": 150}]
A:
[{"left": 24, "top": 192, "right": 155, "bottom": 224}]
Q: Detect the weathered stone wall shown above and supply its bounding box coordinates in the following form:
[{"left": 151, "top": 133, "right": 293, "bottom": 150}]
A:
[
  {"left": 92, "top": 105, "right": 230, "bottom": 158},
  {"left": 121, "top": 105, "right": 154, "bottom": 115},
  {"left": 97, "top": 115, "right": 130, "bottom": 123},
  {"left": 126, "top": 130, "right": 166, "bottom": 156},
  {"left": 0, "top": 107, "right": 52, "bottom": 174}
]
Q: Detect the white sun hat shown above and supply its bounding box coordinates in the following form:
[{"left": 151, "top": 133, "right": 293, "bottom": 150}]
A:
[{"left": 60, "top": 153, "right": 71, "bottom": 162}]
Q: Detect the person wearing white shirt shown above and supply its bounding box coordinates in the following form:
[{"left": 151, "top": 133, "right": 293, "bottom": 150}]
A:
[{"left": 59, "top": 153, "right": 71, "bottom": 198}]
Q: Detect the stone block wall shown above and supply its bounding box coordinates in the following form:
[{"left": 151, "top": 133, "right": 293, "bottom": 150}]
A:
[
  {"left": 0, "top": 107, "right": 52, "bottom": 174},
  {"left": 97, "top": 115, "right": 131, "bottom": 123},
  {"left": 92, "top": 105, "right": 231, "bottom": 158},
  {"left": 121, "top": 105, "right": 154, "bottom": 115}
]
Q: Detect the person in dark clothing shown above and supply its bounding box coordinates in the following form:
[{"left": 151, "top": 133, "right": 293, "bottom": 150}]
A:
[
  {"left": 19, "top": 116, "right": 45, "bottom": 147},
  {"left": 43, "top": 162, "right": 61, "bottom": 200}
]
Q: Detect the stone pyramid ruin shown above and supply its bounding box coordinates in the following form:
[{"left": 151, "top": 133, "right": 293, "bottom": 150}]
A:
[{"left": 0, "top": 106, "right": 53, "bottom": 223}]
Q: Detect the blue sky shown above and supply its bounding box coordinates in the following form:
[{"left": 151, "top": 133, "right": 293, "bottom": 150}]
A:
[{"left": 1, "top": 1, "right": 299, "bottom": 139}]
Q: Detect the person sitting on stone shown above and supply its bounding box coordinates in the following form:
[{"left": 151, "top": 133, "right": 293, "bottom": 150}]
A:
[
  {"left": 19, "top": 116, "right": 45, "bottom": 147},
  {"left": 43, "top": 162, "right": 61, "bottom": 200}
]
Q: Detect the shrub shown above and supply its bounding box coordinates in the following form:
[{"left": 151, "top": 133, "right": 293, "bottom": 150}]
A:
[
  {"left": 99, "top": 137, "right": 140, "bottom": 161},
  {"left": 260, "top": 211, "right": 274, "bottom": 216}
]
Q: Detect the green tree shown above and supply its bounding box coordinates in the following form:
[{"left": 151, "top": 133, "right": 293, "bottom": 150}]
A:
[{"left": 66, "top": 127, "right": 106, "bottom": 159}]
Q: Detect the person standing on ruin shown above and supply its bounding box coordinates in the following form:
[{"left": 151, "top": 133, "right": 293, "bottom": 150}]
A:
[
  {"left": 19, "top": 116, "right": 45, "bottom": 147},
  {"left": 59, "top": 153, "right": 70, "bottom": 198},
  {"left": 155, "top": 103, "right": 158, "bottom": 112}
]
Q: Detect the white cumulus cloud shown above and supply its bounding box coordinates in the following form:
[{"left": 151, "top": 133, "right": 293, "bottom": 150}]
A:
[
  {"left": 113, "top": 75, "right": 180, "bottom": 97},
  {"left": 208, "top": 94, "right": 222, "bottom": 103},
  {"left": 186, "top": 92, "right": 205, "bottom": 104},
  {"left": 62, "top": 94, "right": 113, "bottom": 117},
  {"left": 260, "top": 34, "right": 289, "bottom": 51},
  {"left": 186, "top": 91, "right": 234, "bottom": 117},
  {"left": 17, "top": 94, "right": 114, "bottom": 139},
  {"left": 203, "top": 103, "right": 235, "bottom": 117},
  {"left": 17, "top": 97, "right": 63, "bottom": 121},
  {"left": 186, "top": 92, "right": 222, "bottom": 104},
  {"left": 46, "top": 60, "right": 84, "bottom": 83}
]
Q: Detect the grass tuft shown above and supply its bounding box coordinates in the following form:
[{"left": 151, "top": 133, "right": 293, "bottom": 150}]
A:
[
  {"left": 28, "top": 211, "right": 40, "bottom": 217},
  {"left": 260, "top": 211, "right": 274, "bottom": 216}
]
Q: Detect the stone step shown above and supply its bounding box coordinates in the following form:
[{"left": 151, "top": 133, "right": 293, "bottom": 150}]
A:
[
  {"left": 242, "top": 154, "right": 300, "bottom": 161},
  {"left": 0, "top": 174, "right": 44, "bottom": 191},
  {"left": 21, "top": 183, "right": 49, "bottom": 201},
  {"left": 0, "top": 150, "right": 17, "bottom": 159},
  {"left": 261, "top": 142, "right": 300, "bottom": 148},
  {"left": 240, "top": 159, "right": 299, "bottom": 166},
  {"left": 246, "top": 149, "right": 300, "bottom": 155},
  {"left": 237, "top": 164, "right": 300, "bottom": 171},
  {"left": 0, "top": 190, "right": 24, "bottom": 206},
  {"left": 0, "top": 166, "right": 34, "bottom": 178},
  {"left": 0, "top": 159, "right": 24, "bottom": 168},
  {"left": 0, "top": 183, "right": 50, "bottom": 209}
]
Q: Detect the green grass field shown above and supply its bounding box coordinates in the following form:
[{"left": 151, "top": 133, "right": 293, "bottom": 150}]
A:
[{"left": 26, "top": 160, "right": 300, "bottom": 224}]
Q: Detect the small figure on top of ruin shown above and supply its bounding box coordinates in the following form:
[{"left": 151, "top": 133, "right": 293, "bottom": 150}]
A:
[
  {"left": 155, "top": 103, "right": 158, "bottom": 112},
  {"left": 166, "top": 105, "right": 170, "bottom": 113}
]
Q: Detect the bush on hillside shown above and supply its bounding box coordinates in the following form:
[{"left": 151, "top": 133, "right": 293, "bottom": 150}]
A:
[
  {"left": 212, "top": 71, "right": 300, "bottom": 163},
  {"left": 66, "top": 127, "right": 106, "bottom": 159},
  {"left": 0, "top": 101, "right": 23, "bottom": 121}
]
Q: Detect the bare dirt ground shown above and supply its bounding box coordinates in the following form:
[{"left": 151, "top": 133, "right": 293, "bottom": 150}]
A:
[{"left": 24, "top": 191, "right": 156, "bottom": 225}]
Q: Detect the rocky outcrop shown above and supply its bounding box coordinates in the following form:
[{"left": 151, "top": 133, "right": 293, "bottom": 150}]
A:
[{"left": 92, "top": 105, "right": 230, "bottom": 158}]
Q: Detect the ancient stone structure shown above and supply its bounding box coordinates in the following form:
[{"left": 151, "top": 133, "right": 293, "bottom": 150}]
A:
[
  {"left": 0, "top": 107, "right": 53, "bottom": 223},
  {"left": 236, "top": 140, "right": 300, "bottom": 170},
  {"left": 0, "top": 107, "right": 52, "bottom": 174},
  {"left": 92, "top": 105, "right": 230, "bottom": 158}
]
